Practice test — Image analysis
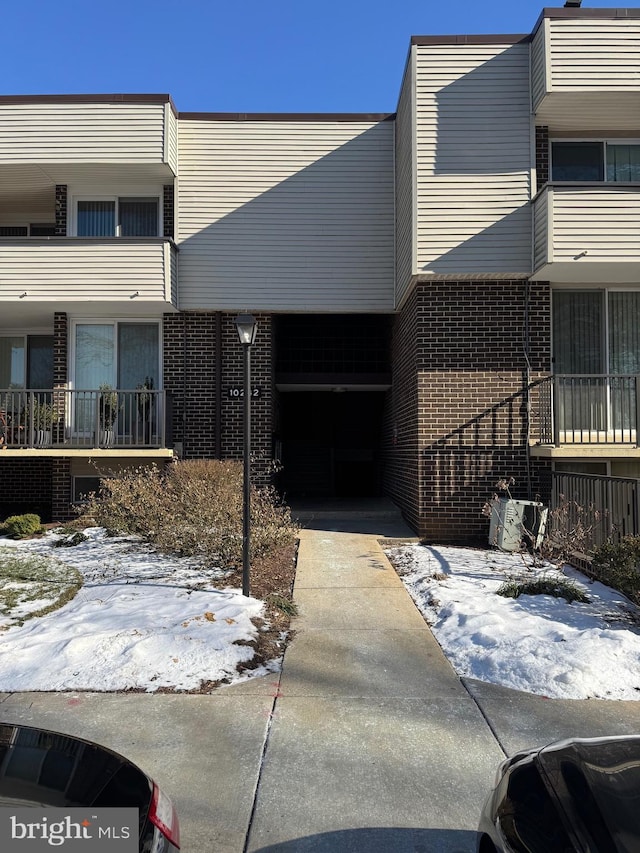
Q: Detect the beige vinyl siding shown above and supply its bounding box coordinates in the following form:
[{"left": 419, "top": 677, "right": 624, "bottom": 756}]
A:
[
  {"left": 168, "top": 241, "right": 178, "bottom": 306},
  {"left": 165, "top": 104, "right": 178, "bottom": 175},
  {"left": 177, "top": 119, "right": 395, "bottom": 312},
  {"left": 548, "top": 19, "right": 640, "bottom": 90},
  {"left": 415, "top": 43, "right": 532, "bottom": 277},
  {"left": 530, "top": 20, "right": 548, "bottom": 113},
  {"left": 533, "top": 188, "right": 549, "bottom": 269},
  {"left": 532, "top": 18, "right": 640, "bottom": 129},
  {"left": 0, "top": 239, "right": 177, "bottom": 305},
  {"left": 395, "top": 52, "right": 416, "bottom": 307},
  {"left": 0, "top": 103, "right": 169, "bottom": 165},
  {"left": 533, "top": 185, "right": 640, "bottom": 281},
  {"left": 0, "top": 192, "right": 53, "bottom": 227}
]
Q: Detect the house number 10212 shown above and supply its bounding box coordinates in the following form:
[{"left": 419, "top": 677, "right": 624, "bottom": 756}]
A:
[{"left": 228, "top": 387, "right": 261, "bottom": 398}]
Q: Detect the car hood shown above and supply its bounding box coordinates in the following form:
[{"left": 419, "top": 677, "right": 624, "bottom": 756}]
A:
[{"left": 535, "top": 735, "right": 640, "bottom": 853}]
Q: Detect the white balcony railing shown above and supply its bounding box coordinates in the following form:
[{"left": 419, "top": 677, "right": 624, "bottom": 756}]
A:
[{"left": 0, "top": 389, "right": 169, "bottom": 450}]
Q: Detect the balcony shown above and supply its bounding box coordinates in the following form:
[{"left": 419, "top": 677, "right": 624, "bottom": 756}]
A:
[
  {"left": 531, "top": 185, "right": 640, "bottom": 283},
  {"left": 532, "top": 375, "right": 640, "bottom": 448},
  {"left": 0, "top": 96, "right": 178, "bottom": 174},
  {"left": 0, "top": 238, "right": 178, "bottom": 315},
  {"left": 531, "top": 12, "right": 640, "bottom": 130},
  {"left": 0, "top": 389, "right": 172, "bottom": 453}
]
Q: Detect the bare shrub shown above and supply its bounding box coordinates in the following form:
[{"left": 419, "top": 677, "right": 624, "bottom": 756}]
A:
[
  {"left": 80, "top": 460, "right": 298, "bottom": 569},
  {"left": 590, "top": 536, "right": 640, "bottom": 606}
]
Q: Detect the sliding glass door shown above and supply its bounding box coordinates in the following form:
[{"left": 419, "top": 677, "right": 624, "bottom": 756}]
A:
[
  {"left": 553, "top": 290, "right": 640, "bottom": 436},
  {"left": 74, "top": 322, "right": 159, "bottom": 437}
]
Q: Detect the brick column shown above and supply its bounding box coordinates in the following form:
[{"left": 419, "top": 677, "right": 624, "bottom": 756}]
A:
[
  {"left": 55, "top": 186, "right": 67, "bottom": 236},
  {"left": 535, "top": 126, "right": 549, "bottom": 190},
  {"left": 163, "top": 311, "right": 274, "bottom": 481},
  {"left": 163, "top": 185, "right": 175, "bottom": 239},
  {"left": 53, "top": 312, "right": 68, "bottom": 444},
  {"left": 51, "top": 458, "right": 72, "bottom": 521},
  {"left": 53, "top": 313, "right": 68, "bottom": 387}
]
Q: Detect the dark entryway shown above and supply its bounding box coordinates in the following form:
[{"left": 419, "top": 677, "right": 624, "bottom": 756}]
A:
[
  {"left": 273, "top": 313, "right": 393, "bottom": 499},
  {"left": 277, "top": 391, "right": 386, "bottom": 498}
]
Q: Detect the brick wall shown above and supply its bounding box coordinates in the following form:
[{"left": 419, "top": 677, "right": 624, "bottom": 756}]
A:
[
  {"left": 386, "top": 280, "right": 552, "bottom": 541},
  {"left": 0, "top": 459, "right": 53, "bottom": 522},
  {"left": 163, "top": 312, "right": 273, "bottom": 482},
  {"left": 51, "top": 458, "right": 72, "bottom": 521},
  {"left": 53, "top": 312, "right": 68, "bottom": 387},
  {"left": 220, "top": 314, "right": 273, "bottom": 483},
  {"left": 163, "top": 312, "right": 219, "bottom": 457},
  {"left": 384, "top": 288, "right": 421, "bottom": 531},
  {"left": 52, "top": 312, "right": 68, "bottom": 444},
  {"left": 535, "top": 126, "right": 549, "bottom": 190},
  {"left": 55, "top": 186, "right": 67, "bottom": 236},
  {"left": 163, "top": 185, "right": 174, "bottom": 239}
]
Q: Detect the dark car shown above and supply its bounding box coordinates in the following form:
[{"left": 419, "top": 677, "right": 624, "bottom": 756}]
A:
[
  {"left": 478, "top": 735, "right": 640, "bottom": 853},
  {"left": 0, "top": 722, "right": 179, "bottom": 851}
]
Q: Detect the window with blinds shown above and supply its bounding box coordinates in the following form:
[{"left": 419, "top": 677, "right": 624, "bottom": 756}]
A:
[{"left": 76, "top": 198, "right": 159, "bottom": 237}]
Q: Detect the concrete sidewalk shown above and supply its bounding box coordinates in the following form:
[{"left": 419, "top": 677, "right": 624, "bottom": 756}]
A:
[
  {"left": 244, "top": 516, "right": 505, "bottom": 853},
  {"left": 1, "top": 505, "right": 640, "bottom": 852}
]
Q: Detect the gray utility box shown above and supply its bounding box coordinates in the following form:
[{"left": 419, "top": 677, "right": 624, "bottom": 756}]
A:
[{"left": 489, "top": 498, "right": 548, "bottom": 552}]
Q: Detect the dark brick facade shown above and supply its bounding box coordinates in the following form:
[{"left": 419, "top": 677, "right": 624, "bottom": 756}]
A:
[
  {"left": 163, "top": 312, "right": 273, "bottom": 483},
  {"left": 0, "top": 459, "right": 53, "bottom": 522},
  {"left": 53, "top": 312, "right": 68, "bottom": 387},
  {"left": 55, "top": 185, "right": 67, "bottom": 236},
  {"left": 163, "top": 185, "right": 174, "bottom": 239},
  {"left": 52, "top": 458, "right": 72, "bottom": 521},
  {"left": 383, "top": 288, "right": 421, "bottom": 532},
  {"left": 535, "top": 126, "right": 549, "bottom": 191},
  {"left": 385, "top": 280, "right": 552, "bottom": 541}
]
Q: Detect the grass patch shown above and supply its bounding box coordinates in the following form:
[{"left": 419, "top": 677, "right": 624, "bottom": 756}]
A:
[
  {"left": 0, "top": 549, "right": 83, "bottom": 628},
  {"left": 266, "top": 593, "right": 299, "bottom": 617},
  {"left": 497, "top": 574, "right": 589, "bottom": 604}
]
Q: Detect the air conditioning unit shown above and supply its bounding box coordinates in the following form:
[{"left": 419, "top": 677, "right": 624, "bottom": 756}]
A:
[{"left": 488, "top": 498, "right": 548, "bottom": 552}]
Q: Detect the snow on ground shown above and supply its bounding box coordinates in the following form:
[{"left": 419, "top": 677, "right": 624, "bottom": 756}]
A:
[
  {"left": 387, "top": 543, "right": 640, "bottom": 701},
  {"left": 0, "top": 528, "right": 273, "bottom": 692},
  {"left": 3, "top": 527, "right": 640, "bottom": 700}
]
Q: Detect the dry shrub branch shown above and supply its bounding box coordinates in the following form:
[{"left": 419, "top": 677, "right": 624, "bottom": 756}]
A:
[{"left": 80, "top": 459, "right": 298, "bottom": 571}]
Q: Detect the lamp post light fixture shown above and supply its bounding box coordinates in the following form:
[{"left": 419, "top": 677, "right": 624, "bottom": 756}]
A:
[{"left": 234, "top": 314, "right": 257, "bottom": 597}]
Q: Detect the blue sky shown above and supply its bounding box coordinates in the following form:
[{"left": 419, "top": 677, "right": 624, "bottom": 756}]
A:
[{"left": 2, "top": 1, "right": 631, "bottom": 112}]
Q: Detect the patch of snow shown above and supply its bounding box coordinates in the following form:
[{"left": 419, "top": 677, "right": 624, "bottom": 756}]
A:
[{"left": 387, "top": 543, "right": 640, "bottom": 701}]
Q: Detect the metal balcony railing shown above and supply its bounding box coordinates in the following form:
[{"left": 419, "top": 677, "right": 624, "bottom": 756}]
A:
[
  {"left": 551, "top": 471, "right": 640, "bottom": 550},
  {"left": 0, "top": 389, "right": 168, "bottom": 450},
  {"left": 533, "top": 375, "right": 640, "bottom": 445}
]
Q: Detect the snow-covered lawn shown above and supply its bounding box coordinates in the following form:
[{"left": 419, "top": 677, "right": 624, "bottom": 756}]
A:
[
  {"left": 4, "top": 526, "right": 640, "bottom": 701},
  {"left": 0, "top": 528, "right": 275, "bottom": 692},
  {"left": 387, "top": 543, "right": 640, "bottom": 701}
]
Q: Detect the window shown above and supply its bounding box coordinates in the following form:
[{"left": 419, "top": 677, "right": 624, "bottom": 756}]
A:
[
  {"left": 0, "top": 226, "right": 28, "bottom": 237},
  {"left": 73, "top": 321, "right": 160, "bottom": 435},
  {"left": 552, "top": 141, "right": 640, "bottom": 182},
  {"left": 0, "top": 336, "right": 54, "bottom": 389},
  {"left": 76, "top": 198, "right": 159, "bottom": 237},
  {"left": 553, "top": 290, "right": 640, "bottom": 432},
  {"left": 29, "top": 224, "right": 56, "bottom": 236},
  {"left": 74, "top": 322, "right": 159, "bottom": 391},
  {"left": 73, "top": 476, "right": 102, "bottom": 503}
]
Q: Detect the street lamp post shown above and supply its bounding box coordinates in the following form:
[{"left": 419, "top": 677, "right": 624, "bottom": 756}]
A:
[{"left": 234, "top": 314, "right": 257, "bottom": 597}]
